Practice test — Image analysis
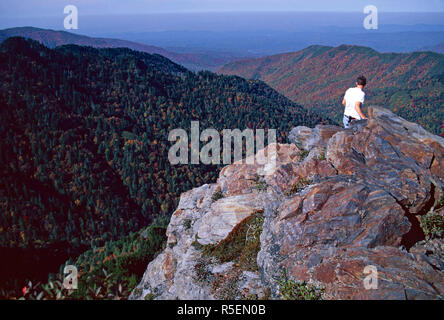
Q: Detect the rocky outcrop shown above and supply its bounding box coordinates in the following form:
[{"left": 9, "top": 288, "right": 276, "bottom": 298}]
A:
[{"left": 131, "top": 107, "right": 444, "bottom": 300}]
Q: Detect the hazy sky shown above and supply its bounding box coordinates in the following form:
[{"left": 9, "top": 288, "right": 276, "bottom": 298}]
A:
[{"left": 1, "top": 0, "right": 443, "bottom": 17}]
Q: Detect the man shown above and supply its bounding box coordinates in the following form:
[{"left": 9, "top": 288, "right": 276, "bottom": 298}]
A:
[{"left": 342, "top": 76, "right": 368, "bottom": 128}]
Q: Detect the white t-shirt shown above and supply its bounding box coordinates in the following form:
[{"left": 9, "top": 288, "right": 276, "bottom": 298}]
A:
[{"left": 343, "top": 87, "right": 365, "bottom": 120}]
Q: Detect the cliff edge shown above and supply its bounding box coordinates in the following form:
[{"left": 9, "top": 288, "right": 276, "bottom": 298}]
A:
[{"left": 131, "top": 107, "right": 444, "bottom": 300}]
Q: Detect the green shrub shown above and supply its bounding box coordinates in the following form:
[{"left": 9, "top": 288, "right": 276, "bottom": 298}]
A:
[
  {"left": 144, "top": 293, "right": 156, "bottom": 300},
  {"left": 285, "top": 178, "right": 312, "bottom": 196},
  {"left": 199, "top": 211, "right": 264, "bottom": 272},
  {"left": 183, "top": 219, "right": 192, "bottom": 230},
  {"left": 212, "top": 190, "right": 225, "bottom": 202},
  {"left": 191, "top": 234, "right": 204, "bottom": 250},
  {"left": 252, "top": 176, "right": 267, "bottom": 192},
  {"left": 277, "top": 271, "right": 324, "bottom": 300},
  {"left": 211, "top": 269, "right": 242, "bottom": 300},
  {"left": 298, "top": 150, "right": 310, "bottom": 161},
  {"left": 421, "top": 212, "right": 444, "bottom": 240},
  {"left": 193, "top": 258, "right": 213, "bottom": 286}
]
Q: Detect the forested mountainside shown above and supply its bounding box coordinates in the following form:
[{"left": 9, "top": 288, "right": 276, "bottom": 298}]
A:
[
  {"left": 219, "top": 45, "right": 444, "bottom": 136},
  {"left": 0, "top": 37, "right": 327, "bottom": 297},
  {"left": 0, "top": 27, "right": 240, "bottom": 71}
]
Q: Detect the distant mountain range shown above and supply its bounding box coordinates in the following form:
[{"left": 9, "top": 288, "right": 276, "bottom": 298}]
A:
[
  {"left": 0, "top": 27, "right": 242, "bottom": 71},
  {"left": 219, "top": 44, "right": 444, "bottom": 136},
  {"left": 421, "top": 43, "right": 444, "bottom": 54},
  {"left": 116, "top": 28, "right": 444, "bottom": 57}
]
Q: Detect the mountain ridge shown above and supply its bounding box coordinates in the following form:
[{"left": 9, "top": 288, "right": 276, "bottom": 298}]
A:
[
  {"left": 218, "top": 44, "right": 444, "bottom": 136},
  {"left": 421, "top": 42, "right": 444, "bottom": 54},
  {"left": 0, "top": 27, "right": 241, "bottom": 71}
]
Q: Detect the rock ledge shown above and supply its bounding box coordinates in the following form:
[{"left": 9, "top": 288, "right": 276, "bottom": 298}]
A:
[{"left": 131, "top": 107, "right": 444, "bottom": 300}]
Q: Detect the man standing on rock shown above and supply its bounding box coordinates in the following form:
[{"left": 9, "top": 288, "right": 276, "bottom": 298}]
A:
[{"left": 342, "top": 76, "right": 368, "bottom": 128}]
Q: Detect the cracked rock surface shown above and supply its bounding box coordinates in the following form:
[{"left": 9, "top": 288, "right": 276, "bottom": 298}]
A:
[{"left": 131, "top": 107, "right": 444, "bottom": 300}]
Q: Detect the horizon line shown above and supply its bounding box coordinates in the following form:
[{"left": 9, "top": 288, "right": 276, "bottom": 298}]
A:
[{"left": 1, "top": 10, "right": 444, "bottom": 18}]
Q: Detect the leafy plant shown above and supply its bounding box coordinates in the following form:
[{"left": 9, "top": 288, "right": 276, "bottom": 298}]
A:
[
  {"left": 199, "top": 211, "right": 264, "bottom": 271},
  {"left": 193, "top": 257, "right": 213, "bottom": 286},
  {"left": 191, "top": 234, "right": 204, "bottom": 250},
  {"left": 298, "top": 150, "right": 310, "bottom": 161},
  {"left": 285, "top": 178, "right": 312, "bottom": 196},
  {"left": 144, "top": 293, "right": 156, "bottom": 300},
  {"left": 420, "top": 212, "right": 444, "bottom": 240},
  {"left": 252, "top": 176, "right": 267, "bottom": 192},
  {"left": 277, "top": 271, "right": 324, "bottom": 300},
  {"left": 212, "top": 190, "right": 225, "bottom": 202},
  {"left": 211, "top": 269, "right": 242, "bottom": 300},
  {"left": 183, "top": 219, "right": 192, "bottom": 230}
]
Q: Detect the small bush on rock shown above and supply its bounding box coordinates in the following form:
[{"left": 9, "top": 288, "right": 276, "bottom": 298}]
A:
[{"left": 421, "top": 212, "right": 444, "bottom": 240}]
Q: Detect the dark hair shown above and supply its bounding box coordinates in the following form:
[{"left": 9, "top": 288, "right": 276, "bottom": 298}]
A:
[{"left": 357, "top": 76, "right": 367, "bottom": 87}]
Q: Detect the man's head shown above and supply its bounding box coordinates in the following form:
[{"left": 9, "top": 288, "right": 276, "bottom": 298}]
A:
[{"left": 356, "top": 76, "right": 367, "bottom": 88}]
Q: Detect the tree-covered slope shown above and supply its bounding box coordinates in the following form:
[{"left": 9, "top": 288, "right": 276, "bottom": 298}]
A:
[
  {"left": 0, "top": 37, "right": 328, "bottom": 294},
  {"left": 219, "top": 45, "right": 444, "bottom": 136},
  {"left": 0, "top": 27, "right": 242, "bottom": 71}
]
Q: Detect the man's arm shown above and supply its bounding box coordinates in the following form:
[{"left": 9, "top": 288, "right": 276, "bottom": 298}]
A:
[
  {"left": 354, "top": 102, "right": 367, "bottom": 119},
  {"left": 342, "top": 89, "right": 349, "bottom": 107}
]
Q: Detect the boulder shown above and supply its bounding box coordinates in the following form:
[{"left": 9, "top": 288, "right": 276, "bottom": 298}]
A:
[{"left": 131, "top": 107, "right": 444, "bottom": 300}]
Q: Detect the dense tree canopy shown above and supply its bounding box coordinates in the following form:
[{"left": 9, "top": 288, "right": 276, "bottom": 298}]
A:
[{"left": 0, "top": 37, "right": 328, "bottom": 295}]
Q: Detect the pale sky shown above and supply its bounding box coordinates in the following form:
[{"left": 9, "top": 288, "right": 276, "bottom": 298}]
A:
[{"left": 1, "top": 0, "right": 443, "bottom": 17}]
